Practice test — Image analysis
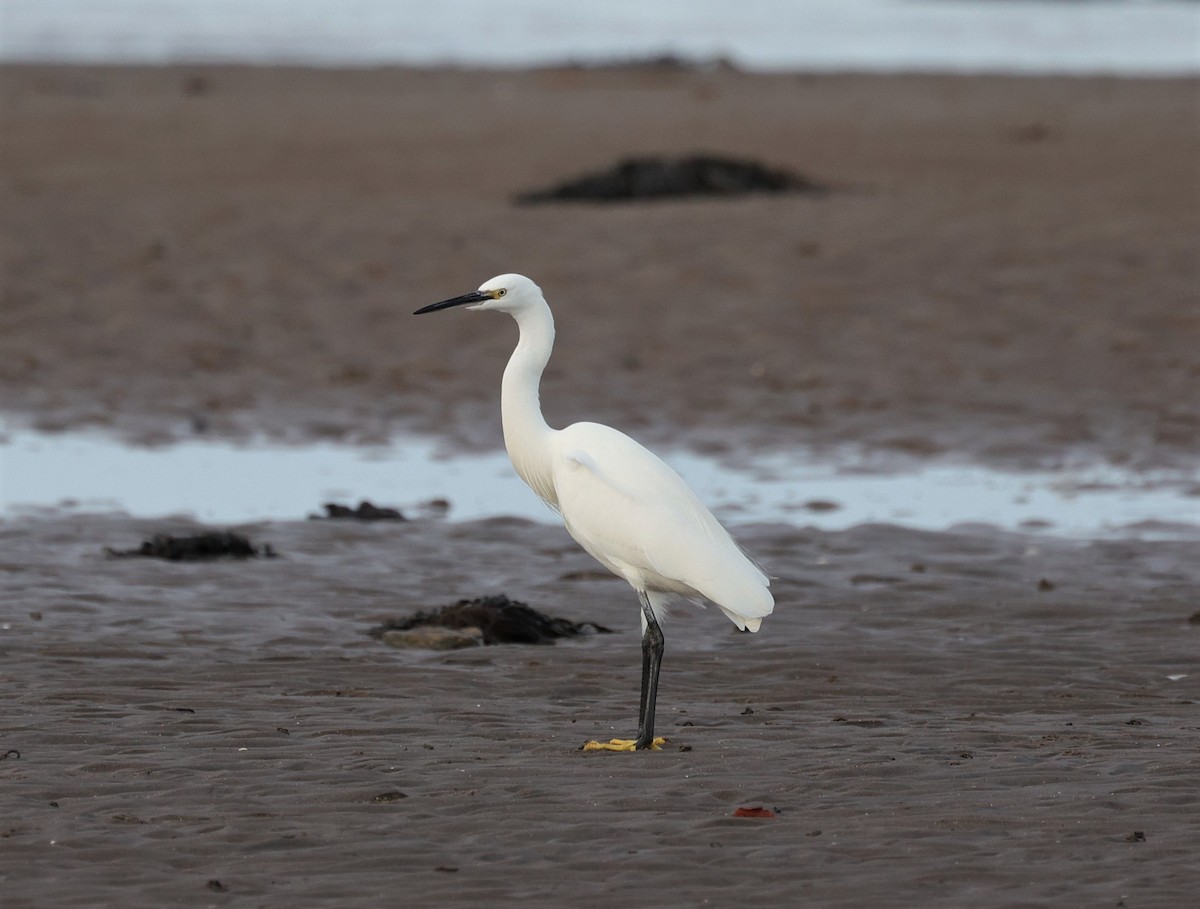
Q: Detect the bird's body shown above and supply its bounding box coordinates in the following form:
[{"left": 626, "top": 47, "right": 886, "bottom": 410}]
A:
[
  {"left": 544, "top": 420, "right": 771, "bottom": 631},
  {"left": 415, "top": 274, "right": 773, "bottom": 750}
]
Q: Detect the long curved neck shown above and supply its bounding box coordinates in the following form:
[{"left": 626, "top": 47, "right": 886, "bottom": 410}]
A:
[{"left": 502, "top": 300, "right": 558, "bottom": 507}]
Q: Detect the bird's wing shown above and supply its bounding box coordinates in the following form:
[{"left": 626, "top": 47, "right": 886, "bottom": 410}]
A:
[{"left": 551, "top": 423, "right": 771, "bottom": 619}]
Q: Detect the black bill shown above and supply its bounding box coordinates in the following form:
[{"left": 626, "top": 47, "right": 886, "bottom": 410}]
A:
[{"left": 413, "top": 290, "right": 490, "bottom": 315}]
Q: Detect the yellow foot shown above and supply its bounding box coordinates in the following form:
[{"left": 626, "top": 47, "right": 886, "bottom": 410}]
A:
[{"left": 582, "top": 737, "right": 667, "bottom": 752}]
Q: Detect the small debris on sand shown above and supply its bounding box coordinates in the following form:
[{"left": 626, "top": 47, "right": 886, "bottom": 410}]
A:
[
  {"left": 380, "top": 626, "right": 485, "bottom": 651},
  {"left": 417, "top": 498, "right": 451, "bottom": 517},
  {"left": 106, "top": 532, "right": 277, "bottom": 561},
  {"left": 369, "top": 594, "right": 612, "bottom": 647},
  {"left": 803, "top": 499, "right": 841, "bottom": 512},
  {"left": 733, "top": 806, "right": 777, "bottom": 818},
  {"left": 311, "top": 501, "right": 406, "bottom": 521},
  {"left": 370, "top": 791, "right": 409, "bottom": 803},
  {"left": 516, "top": 154, "right": 825, "bottom": 204}
]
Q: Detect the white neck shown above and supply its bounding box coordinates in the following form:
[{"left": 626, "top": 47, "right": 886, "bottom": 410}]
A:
[{"left": 501, "top": 299, "right": 559, "bottom": 508}]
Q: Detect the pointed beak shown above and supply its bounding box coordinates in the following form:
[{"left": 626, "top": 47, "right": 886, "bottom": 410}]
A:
[{"left": 413, "top": 290, "right": 490, "bottom": 315}]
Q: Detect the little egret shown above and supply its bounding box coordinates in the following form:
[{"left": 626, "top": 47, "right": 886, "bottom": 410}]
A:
[{"left": 414, "top": 275, "right": 774, "bottom": 751}]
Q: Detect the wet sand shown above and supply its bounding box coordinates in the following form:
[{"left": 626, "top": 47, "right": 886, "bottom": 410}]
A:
[
  {"left": 2, "top": 515, "right": 1199, "bottom": 907},
  {"left": 1, "top": 65, "right": 1197, "bottom": 465},
  {"left": 1, "top": 65, "right": 1199, "bottom": 907}
]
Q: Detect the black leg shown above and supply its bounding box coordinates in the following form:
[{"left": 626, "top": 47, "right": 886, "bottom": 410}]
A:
[{"left": 634, "top": 591, "right": 665, "bottom": 750}]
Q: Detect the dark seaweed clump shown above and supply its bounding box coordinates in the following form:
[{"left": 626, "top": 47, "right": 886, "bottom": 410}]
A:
[
  {"left": 369, "top": 594, "right": 613, "bottom": 645},
  {"left": 516, "top": 154, "right": 825, "bottom": 204},
  {"left": 312, "top": 501, "right": 405, "bottom": 521},
  {"left": 106, "top": 532, "right": 276, "bottom": 561}
]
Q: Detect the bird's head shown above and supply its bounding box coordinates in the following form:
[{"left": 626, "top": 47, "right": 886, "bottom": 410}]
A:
[{"left": 414, "top": 274, "right": 543, "bottom": 316}]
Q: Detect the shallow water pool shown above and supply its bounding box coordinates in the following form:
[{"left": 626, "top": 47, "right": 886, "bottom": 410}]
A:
[{"left": 2, "top": 427, "right": 1197, "bottom": 539}]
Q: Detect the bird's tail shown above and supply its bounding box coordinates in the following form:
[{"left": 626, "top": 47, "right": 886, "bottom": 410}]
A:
[
  {"left": 712, "top": 578, "right": 774, "bottom": 633},
  {"left": 642, "top": 586, "right": 772, "bottom": 633}
]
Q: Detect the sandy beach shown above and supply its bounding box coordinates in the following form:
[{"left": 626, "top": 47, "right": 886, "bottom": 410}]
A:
[
  {"left": 1, "top": 64, "right": 1198, "bottom": 907},
  {"left": 2, "top": 65, "right": 1197, "bottom": 464}
]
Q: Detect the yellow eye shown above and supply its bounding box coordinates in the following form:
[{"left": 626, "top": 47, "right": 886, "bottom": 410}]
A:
[{"left": 497, "top": 288, "right": 507, "bottom": 297}]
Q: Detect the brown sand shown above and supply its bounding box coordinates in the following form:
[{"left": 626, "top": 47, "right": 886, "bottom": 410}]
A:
[
  {"left": 1, "top": 65, "right": 1197, "bottom": 463},
  {"left": 1, "top": 65, "right": 1199, "bottom": 907}
]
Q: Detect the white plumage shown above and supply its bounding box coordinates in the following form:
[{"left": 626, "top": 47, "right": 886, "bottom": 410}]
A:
[
  {"left": 415, "top": 274, "right": 773, "bottom": 750},
  {"left": 552, "top": 421, "right": 772, "bottom": 631}
]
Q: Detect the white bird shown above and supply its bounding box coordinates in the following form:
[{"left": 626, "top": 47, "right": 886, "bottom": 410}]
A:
[{"left": 414, "top": 274, "right": 773, "bottom": 751}]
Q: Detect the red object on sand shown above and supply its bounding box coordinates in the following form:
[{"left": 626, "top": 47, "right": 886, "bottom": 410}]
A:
[{"left": 733, "top": 806, "right": 776, "bottom": 818}]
